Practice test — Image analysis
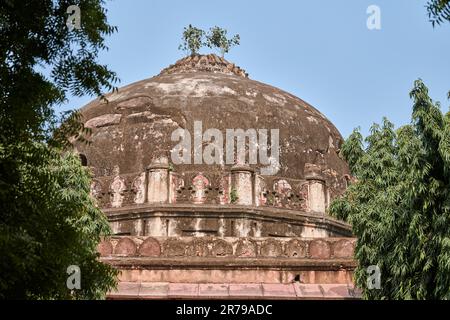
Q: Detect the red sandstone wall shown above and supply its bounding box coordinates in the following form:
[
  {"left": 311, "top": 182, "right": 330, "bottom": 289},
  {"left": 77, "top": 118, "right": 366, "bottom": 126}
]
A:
[{"left": 98, "top": 236, "right": 356, "bottom": 259}]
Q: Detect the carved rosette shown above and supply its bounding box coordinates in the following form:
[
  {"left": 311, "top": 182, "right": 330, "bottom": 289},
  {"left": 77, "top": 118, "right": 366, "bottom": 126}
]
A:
[{"left": 191, "top": 173, "right": 209, "bottom": 204}]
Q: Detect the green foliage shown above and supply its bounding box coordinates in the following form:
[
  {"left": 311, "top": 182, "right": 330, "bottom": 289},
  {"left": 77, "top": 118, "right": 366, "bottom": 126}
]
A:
[
  {"left": 230, "top": 188, "right": 239, "bottom": 204},
  {"left": 0, "top": 144, "right": 118, "bottom": 299},
  {"left": 49, "top": 110, "right": 93, "bottom": 148},
  {"left": 427, "top": 0, "right": 450, "bottom": 26},
  {"left": 206, "top": 26, "right": 240, "bottom": 57},
  {"left": 0, "top": 0, "right": 119, "bottom": 143},
  {"left": 329, "top": 79, "right": 450, "bottom": 299},
  {"left": 0, "top": 0, "right": 119, "bottom": 299},
  {"left": 178, "top": 24, "right": 205, "bottom": 56},
  {"left": 177, "top": 25, "right": 241, "bottom": 57}
]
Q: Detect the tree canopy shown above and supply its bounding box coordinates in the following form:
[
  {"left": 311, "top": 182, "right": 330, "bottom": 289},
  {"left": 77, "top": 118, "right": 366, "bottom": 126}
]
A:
[
  {"left": 0, "top": 0, "right": 119, "bottom": 299},
  {"left": 206, "top": 26, "right": 240, "bottom": 58},
  {"left": 178, "top": 25, "right": 240, "bottom": 57},
  {"left": 0, "top": 146, "right": 117, "bottom": 299},
  {"left": 0, "top": 0, "right": 118, "bottom": 143},
  {"left": 329, "top": 80, "right": 450, "bottom": 299},
  {"left": 178, "top": 24, "right": 205, "bottom": 56},
  {"left": 427, "top": 0, "right": 450, "bottom": 26}
]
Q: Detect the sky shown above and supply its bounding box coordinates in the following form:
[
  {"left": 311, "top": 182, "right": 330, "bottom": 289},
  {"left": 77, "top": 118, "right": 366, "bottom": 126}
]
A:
[{"left": 60, "top": 0, "right": 450, "bottom": 138}]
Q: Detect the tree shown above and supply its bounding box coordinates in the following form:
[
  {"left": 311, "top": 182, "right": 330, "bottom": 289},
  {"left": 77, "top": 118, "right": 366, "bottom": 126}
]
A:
[
  {"left": 0, "top": 0, "right": 119, "bottom": 299},
  {"left": 0, "top": 145, "right": 118, "bottom": 299},
  {"left": 178, "top": 24, "right": 205, "bottom": 56},
  {"left": 427, "top": 0, "right": 450, "bottom": 26},
  {"left": 0, "top": 0, "right": 119, "bottom": 142},
  {"left": 329, "top": 80, "right": 450, "bottom": 299},
  {"left": 206, "top": 26, "right": 240, "bottom": 58}
]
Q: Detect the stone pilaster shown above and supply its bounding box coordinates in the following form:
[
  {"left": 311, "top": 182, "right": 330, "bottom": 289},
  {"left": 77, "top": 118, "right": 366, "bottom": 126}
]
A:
[
  {"left": 304, "top": 163, "right": 327, "bottom": 213},
  {"left": 147, "top": 157, "right": 169, "bottom": 204},
  {"left": 231, "top": 165, "right": 254, "bottom": 206}
]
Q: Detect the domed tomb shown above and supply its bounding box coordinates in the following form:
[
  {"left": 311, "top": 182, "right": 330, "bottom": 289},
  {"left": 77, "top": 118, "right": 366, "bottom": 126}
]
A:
[{"left": 76, "top": 54, "right": 351, "bottom": 238}]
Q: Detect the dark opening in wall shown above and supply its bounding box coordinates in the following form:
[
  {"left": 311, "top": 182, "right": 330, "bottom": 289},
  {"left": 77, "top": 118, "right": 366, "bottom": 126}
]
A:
[
  {"left": 343, "top": 174, "right": 351, "bottom": 188},
  {"left": 79, "top": 153, "right": 88, "bottom": 166},
  {"left": 114, "top": 232, "right": 131, "bottom": 236}
]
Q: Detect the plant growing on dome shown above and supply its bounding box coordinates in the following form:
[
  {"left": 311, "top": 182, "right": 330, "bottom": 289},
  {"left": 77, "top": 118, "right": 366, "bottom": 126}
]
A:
[
  {"left": 205, "top": 26, "right": 240, "bottom": 58},
  {"left": 230, "top": 188, "right": 238, "bottom": 204},
  {"left": 178, "top": 24, "right": 205, "bottom": 56}
]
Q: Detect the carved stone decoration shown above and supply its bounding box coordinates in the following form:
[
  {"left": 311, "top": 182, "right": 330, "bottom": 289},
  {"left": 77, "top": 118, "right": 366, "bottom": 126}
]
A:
[
  {"left": 169, "top": 172, "right": 184, "bottom": 204},
  {"left": 138, "top": 237, "right": 161, "bottom": 257},
  {"left": 332, "top": 239, "right": 355, "bottom": 259},
  {"left": 285, "top": 239, "right": 307, "bottom": 258},
  {"left": 267, "top": 180, "right": 305, "bottom": 210},
  {"left": 185, "top": 239, "right": 208, "bottom": 257},
  {"left": 191, "top": 173, "right": 209, "bottom": 204},
  {"left": 260, "top": 239, "right": 283, "bottom": 257},
  {"left": 235, "top": 239, "right": 257, "bottom": 257},
  {"left": 210, "top": 239, "right": 233, "bottom": 257},
  {"left": 163, "top": 239, "right": 186, "bottom": 257},
  {"left": 308, "top": 239, "right": 331, "bottom": 259},
  {"left": 274, "top": 179, "right": 292, "bottom": 195},
  {"left": 97, "top": 239, "right": 113, "bottom": 257},
  {"left": 110, "top": 167, "right": 126, "bottom": 208},
  {"left": 254, "top": 175, "right": 267, "bottom": 207},
  {"left": 272, "top": 179, "right": 294, "bottom": 208},
  {"left": 114, "top": 237, "right": 137, "bottom": 256},
  {"left": 218, "top": 174, "right": 231, "bottom": 205},
  {"left": 132, "top": 172, "right": 146, "bottom": 204}
]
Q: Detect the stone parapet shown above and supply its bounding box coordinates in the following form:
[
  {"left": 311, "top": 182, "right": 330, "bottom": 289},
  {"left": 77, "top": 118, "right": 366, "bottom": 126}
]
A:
[
  {"left": 104, "top": 204, "right": 352, "bottom": 238},
  {"left": 99, "top": 236, "right": 356, "bottom": 260},
  {"left": 99, "top": 236, "right": 356, "bottom": 285},
  {"left": 90, "top": 168, "right": 338, "bottom": 214}
]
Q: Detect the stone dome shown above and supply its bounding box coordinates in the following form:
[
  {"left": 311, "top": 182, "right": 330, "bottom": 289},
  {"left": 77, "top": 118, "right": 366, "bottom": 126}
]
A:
[
  {"left": 76, "top": 54, "right": 349, "bottom": 202},
  {"left": 81, "top": 54, "right": 356, "bottom": 295},
  {"left": 75, "top": 54, "right": 352, "bottom": 239}
]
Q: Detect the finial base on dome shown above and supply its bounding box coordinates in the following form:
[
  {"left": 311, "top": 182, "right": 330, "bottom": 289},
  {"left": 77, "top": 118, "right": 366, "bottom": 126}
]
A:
[{"left": 159, "top": 54, "right": 248, "bottom": 78}]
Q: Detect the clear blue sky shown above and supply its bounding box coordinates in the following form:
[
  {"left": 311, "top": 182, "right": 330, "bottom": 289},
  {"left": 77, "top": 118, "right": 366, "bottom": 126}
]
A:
[{"left": 60, "top": 0, "right": 450, "bottom": 138}]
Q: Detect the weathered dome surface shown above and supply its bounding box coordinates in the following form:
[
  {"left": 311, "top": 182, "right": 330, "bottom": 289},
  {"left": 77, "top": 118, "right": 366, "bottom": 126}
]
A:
[
  {"left": 82, "top": 55, "right": 357, "bottom": 296},
  {"left": 76, "top": 54, "right": 349, "bottom": 198}
]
